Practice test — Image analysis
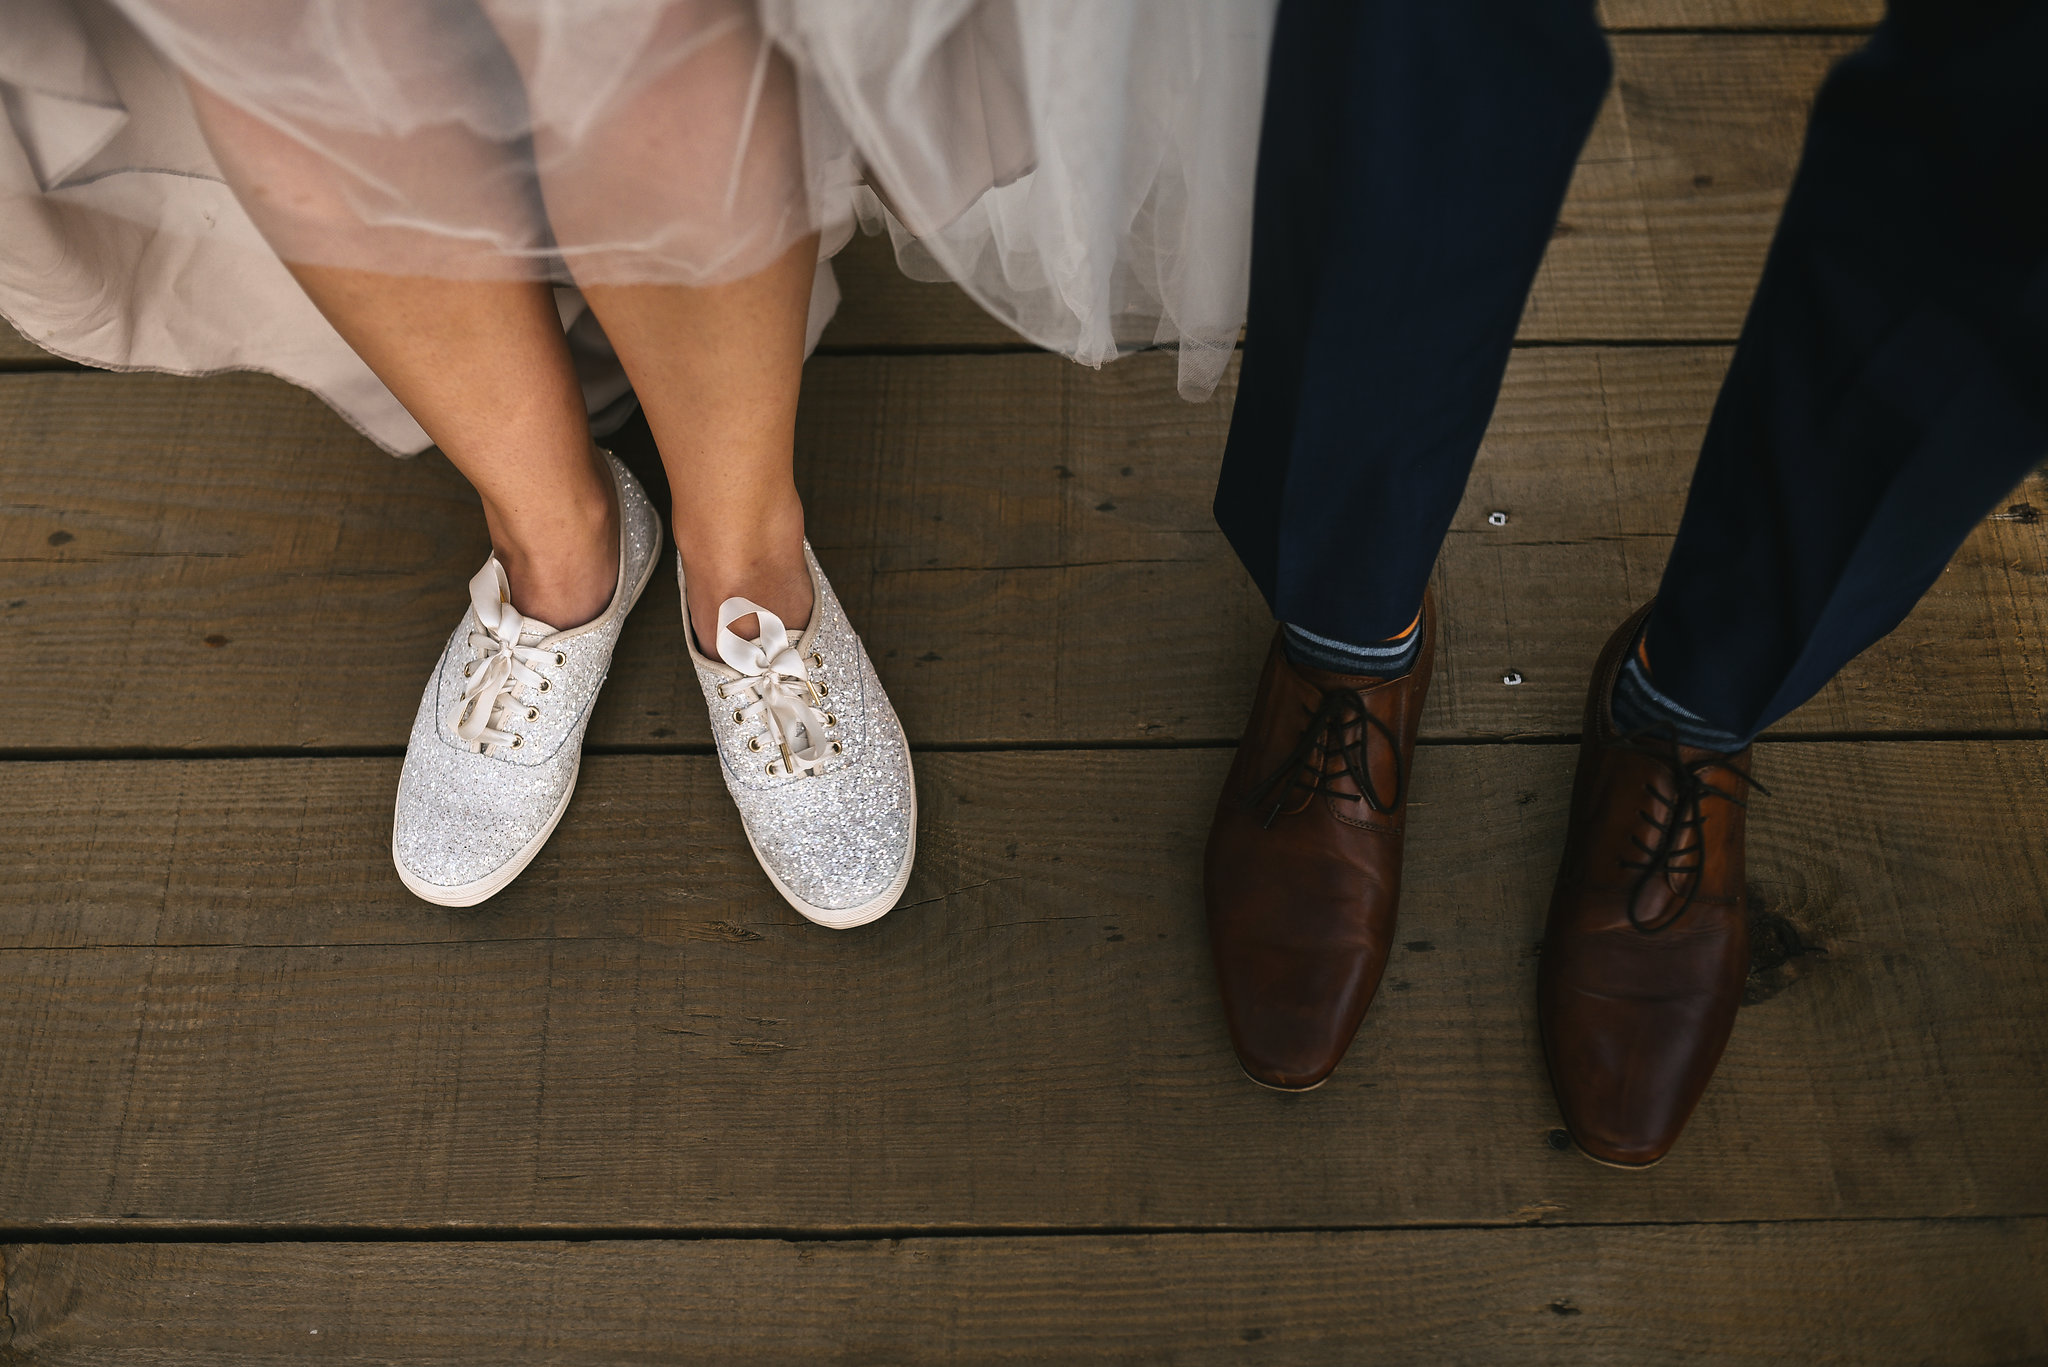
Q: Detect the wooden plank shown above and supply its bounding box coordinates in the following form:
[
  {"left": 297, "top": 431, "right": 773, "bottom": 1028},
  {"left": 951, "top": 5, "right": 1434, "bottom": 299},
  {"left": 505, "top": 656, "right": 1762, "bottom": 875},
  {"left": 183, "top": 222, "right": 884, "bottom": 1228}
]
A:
[
  {"left": 7, "top": 1221, "right": 2043, "bottom": 1364},
  {"left": 0, "top": 321, "right": 52, "bottom": 367},
  {"left": 2, "top": 741, "right": 2044, "bottom": 1230},
  {"left": 818, "top": 37, "right": 1862, "bottom": 352},
  {"left": 4, "top": 352, "right": 2042, "bottom": 752},
  {"left": 819, "top": 229, "right": 1020, "bottom": 351},
  {"left": 1599, "top": 0, "right": 1882, "bottom": 27},
  {"left": 1523, "top": 36, "right": 1856, "bottom": 342}
]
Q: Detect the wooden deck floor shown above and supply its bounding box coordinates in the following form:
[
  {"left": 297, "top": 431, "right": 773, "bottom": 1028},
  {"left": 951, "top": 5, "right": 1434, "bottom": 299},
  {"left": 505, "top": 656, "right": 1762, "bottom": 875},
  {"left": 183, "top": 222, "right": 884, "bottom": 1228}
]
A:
[{"left": 6, "top": 6, "right": 2047, "bottom": 1363}]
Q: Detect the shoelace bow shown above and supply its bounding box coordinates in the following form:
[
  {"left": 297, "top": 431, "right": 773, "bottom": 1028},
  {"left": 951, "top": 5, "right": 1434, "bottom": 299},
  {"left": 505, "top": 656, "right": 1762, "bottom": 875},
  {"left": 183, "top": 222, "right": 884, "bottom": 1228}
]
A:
[
  {"left": 716, "top": 596, "right": 834, "bottom": 778},
  {"left": 448, "top": 559, "right": 560, "bottom": 753},
  {"left": 1607, "top": 727, "right": 1770, "bottom": 933},
  {"left": 1243, "top": 685, "right": 1406, "bottom": 828}
]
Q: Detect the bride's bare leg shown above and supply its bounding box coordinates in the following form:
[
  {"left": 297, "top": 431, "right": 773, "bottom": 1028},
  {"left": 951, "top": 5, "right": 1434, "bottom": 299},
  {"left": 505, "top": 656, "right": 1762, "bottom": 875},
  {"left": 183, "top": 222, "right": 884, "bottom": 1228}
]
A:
[
  {"left": 484, "top": 1, "right": 818, "bottom": 647},
  {"left": 578, "top": 237, "right": 817, "bottom": 648},
  {"left": 184, "top": 85, "right": 619, "bottom": 630},
  {"left": 283, "top": 267, "right": 618, "bottom": 630}
]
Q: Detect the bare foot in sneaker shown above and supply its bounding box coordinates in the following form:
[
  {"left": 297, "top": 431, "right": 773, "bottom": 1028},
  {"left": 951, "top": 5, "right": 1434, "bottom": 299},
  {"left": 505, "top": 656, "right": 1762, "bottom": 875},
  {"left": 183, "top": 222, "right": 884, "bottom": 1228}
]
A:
[
  {"left": 674, "top": 485, "right": 814, "bottom": 653},
  {"left": 393, "top": 454, "right": 663, "bottom": 906},
  {"left": 682, "top": 544, "right": 917, "bottom": 929},
  {"left": 484, "top": 442, "right": 621, "bottom": 632}
]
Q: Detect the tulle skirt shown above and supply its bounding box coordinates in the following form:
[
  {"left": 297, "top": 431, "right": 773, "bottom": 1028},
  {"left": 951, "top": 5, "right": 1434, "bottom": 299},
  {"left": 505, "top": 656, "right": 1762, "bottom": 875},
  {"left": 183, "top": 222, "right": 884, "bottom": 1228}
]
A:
[{"left": 0, "top": 0, "right": 1275, "bottom": 453}]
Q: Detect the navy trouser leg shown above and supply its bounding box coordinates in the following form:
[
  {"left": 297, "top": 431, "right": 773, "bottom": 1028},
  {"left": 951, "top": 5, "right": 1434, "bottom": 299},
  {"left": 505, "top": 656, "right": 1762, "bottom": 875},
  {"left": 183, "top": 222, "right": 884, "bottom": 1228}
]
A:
[
  {"left": 1646, "top": 0, "right": 2048, "bottom": 739},
  {"left": 1215, "top": 0, "right": 1610, "bottom": 645}
]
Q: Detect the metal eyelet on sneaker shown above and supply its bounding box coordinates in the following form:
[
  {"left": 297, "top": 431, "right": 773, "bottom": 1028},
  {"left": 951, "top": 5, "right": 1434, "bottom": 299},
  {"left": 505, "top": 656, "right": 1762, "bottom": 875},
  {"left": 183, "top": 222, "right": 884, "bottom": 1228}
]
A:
[
  {"left": 747, "top": 737, "right": 761, "bottom": 752},
  {"left": 463, "top": 662, "right": 475, "bottom": 678},
  {"left": 816, "top": 682, "right": 829, "bottom": 697},
  {"left": 810, "top": 651, "right": 823, "bottom": 667},
  {"left": 733, "top": 710, "right": 746, "bottom": 726},
  {"left": 554, "top": 651, "right": 567, "bottom": 666},
  {"left": 510, "top": 734, "right": 524, "bottom": 750},
  {"left": 525, "top": 707, "right": 539, "bottom": 722},
  {"left": 830, "top": 740, "right": 843, "bottom": 754},
  {"left": 538, "top": 679, "right": 551, "bottom": 693},
  {"left": 825, "top": 713, "right": 837, "bottom": 727},
  {"left": 765, "top": 761, "right": 778, "bottom": 776}
]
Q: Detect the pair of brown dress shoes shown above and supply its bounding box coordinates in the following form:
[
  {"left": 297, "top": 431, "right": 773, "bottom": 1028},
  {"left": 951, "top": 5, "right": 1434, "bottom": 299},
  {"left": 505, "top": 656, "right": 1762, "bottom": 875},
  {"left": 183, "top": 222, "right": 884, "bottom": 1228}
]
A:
[{"left": 1205, "top": 597, "right": 1762, "bottom": 1167}]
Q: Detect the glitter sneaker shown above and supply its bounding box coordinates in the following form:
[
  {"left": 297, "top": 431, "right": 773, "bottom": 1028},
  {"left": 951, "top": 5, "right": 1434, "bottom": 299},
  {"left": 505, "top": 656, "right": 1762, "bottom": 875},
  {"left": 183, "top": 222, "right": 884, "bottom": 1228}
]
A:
[
  {"left": 683, "top": 543, "right": 917, "bottom": 929},
  {"left": 392, "top": 451, "right": 661, "bottom": 906}
]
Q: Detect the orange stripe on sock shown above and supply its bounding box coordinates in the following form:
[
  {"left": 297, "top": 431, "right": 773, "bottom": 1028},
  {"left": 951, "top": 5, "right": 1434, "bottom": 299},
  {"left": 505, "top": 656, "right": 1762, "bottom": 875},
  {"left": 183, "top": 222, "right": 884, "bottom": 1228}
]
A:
[{"left": 1383, "top": 610, "right": 1421, "bottom": 644}]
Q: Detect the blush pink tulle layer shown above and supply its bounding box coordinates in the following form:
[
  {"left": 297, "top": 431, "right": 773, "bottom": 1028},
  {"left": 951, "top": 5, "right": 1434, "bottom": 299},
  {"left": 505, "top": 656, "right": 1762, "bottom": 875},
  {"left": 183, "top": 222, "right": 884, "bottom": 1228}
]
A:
[{"left": 0, "top": 0, "right": 1272, "bottom": 451}]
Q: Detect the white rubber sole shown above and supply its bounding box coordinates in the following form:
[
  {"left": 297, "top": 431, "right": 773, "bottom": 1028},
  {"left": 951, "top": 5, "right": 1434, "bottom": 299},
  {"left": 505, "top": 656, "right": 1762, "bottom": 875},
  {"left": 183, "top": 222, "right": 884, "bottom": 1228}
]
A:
[
  {"left": 393, "top": 763, "right": 580, "bottom": 908},
  {"left": 740, "top": 705, "right": 918, "bottom": 931}
]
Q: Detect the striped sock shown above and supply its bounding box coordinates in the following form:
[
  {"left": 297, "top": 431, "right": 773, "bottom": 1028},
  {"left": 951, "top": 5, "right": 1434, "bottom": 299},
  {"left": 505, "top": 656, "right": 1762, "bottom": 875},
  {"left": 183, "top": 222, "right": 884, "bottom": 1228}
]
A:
[
  {"left": 1609, "top": 629, "right": 1750, "bottom": 752},
  {"left": 1282, "top": 610, "right": 1423, "bottom": 679}
]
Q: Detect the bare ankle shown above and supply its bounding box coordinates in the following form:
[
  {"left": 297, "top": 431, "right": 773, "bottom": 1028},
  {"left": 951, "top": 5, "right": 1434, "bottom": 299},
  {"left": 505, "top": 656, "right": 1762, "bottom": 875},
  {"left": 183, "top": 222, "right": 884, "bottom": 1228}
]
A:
[
  {"left": 491, "top": 460, "right": 620, "bottom": 629},
  {"left": 681, "top": 538, "right": 811, "bottom": 654}
]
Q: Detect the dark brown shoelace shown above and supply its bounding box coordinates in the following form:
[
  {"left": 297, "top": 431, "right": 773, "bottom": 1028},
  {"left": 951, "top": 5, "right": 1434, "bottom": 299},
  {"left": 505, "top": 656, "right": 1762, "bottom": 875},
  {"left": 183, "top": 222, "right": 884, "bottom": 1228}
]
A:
[
  {"left": 1608, "top": 728, "right": 1769, "bottom": 933},
  {"left": 1244, "top": 686, "right": 1406, "bottom": 829}
]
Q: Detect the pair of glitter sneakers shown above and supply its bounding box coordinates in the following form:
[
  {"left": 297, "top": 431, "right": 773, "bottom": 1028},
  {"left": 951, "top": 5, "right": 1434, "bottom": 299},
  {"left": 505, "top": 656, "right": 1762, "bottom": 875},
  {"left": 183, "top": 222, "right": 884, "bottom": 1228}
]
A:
[{"left": 391, "top": 452, "right": 918, "bottom": 927}]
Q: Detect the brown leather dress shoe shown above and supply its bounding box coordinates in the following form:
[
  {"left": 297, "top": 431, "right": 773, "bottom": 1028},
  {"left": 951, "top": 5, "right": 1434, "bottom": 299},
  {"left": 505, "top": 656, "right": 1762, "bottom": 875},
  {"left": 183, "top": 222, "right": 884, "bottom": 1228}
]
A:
[
  {"left": 1540, "top": 603, "right": 1766, "bottom": 1167},
  {"left": 1205, "top": 595, "right": 1434, "bottom": 1091}
]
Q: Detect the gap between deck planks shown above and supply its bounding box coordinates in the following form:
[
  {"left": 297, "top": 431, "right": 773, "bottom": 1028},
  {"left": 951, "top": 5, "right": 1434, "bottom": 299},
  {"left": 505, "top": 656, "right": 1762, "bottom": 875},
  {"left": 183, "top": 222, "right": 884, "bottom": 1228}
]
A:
[
  {"left": 0, "top": 31, "right": 1864, "bottom": 374},
  {"left": 3, "top": 742, "right": 2044, "bottom": 1231},
  {"left": 13, "top": 14, "right": 2033, "bottom": 1364},
  {"left": 4, "top": 1219, "right": 2042, "bottom": 1366},
  {"left": 3, "top": 351, "right": 2042, "bottom": 753}
]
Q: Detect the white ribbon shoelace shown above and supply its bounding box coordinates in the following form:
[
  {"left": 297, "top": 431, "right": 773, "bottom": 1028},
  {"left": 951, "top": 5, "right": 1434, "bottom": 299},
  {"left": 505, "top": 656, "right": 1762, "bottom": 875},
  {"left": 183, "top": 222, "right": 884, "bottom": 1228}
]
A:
[
  {"left": 717, "top": 597, "right": 833, "bottom": 777},
  {"left": 448, "top": 559, "right": 558, "bottom": 753}
]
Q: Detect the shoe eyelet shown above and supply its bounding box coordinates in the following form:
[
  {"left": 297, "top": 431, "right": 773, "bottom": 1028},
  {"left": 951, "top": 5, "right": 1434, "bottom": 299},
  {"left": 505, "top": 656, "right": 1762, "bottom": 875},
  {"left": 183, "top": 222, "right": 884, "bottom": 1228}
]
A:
[
  {"left": 733, "top": 710, "right": 746, "bottom": 727},
  {"left": 765, "top": 761, "right": 778, "bottom": 776},
  {"left": 824, "top": 713, "right": 837, "bottom": 727},
  {"left": 747, "top": 737, "right": 761, "bottom": 752},
  {"left": 462, "top": 662, "right": 475, "bottom": 678},
  {"left": 554, "top": 651, "right": 567, "bottom": 666},
  {"left": 810, "top": 651, "right": 823, "bottom": 667},
  {"left": 526, "top": 707, "right": 539, "bottom": 722},
  {"left": 510, "top": 734, "right": 524, "bottom": 750},
  {"left": 830, "top": 740, "right": 843, "bottom": 754},
  {"left": 816, "top": 682, "right": 829, "bottom": 696},
  {"left": 538, "top": 679, "right": 551, "bottom": 693}
]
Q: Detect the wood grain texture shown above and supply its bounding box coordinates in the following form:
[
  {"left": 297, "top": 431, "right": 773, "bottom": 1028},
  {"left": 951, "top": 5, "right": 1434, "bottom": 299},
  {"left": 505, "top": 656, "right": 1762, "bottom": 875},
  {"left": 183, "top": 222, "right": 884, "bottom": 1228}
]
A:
[
  {"left": 2, "top": 742, "right": 2044, "bottom": 1230},
  {"left": 818, "top": 37, "right": 1862, "bottom": 353},
  {"left": 818, "top": 229, "right": 1020, "bottom": 351},
  {"left": 1599, "top": 0, "right": 1882, "bottom": 27},
  {"left": 6, "top": 1220, "right": 2044, "bottom": 1365},
  {"left": 0, "top": 322, "right": 47, "bottom": 366},
  {"left": 4, "top": 352, "right": 2042, "bottom": 752},
  {"left": 0, "top": 20, "right": 2022, "bottom": 1358}
]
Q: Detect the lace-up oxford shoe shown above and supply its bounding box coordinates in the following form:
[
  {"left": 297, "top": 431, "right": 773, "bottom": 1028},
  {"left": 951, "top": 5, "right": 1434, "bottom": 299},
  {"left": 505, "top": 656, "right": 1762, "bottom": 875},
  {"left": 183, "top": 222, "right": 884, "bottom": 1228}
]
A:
[
  {"left": 1204, "top": 594, "right": 1435, "bottom": 1090},
  {"left": 1540, "top": 603, "right": 1766, "bottom": 1167}
]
